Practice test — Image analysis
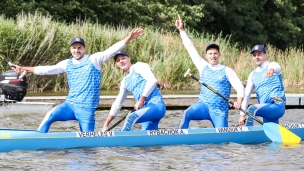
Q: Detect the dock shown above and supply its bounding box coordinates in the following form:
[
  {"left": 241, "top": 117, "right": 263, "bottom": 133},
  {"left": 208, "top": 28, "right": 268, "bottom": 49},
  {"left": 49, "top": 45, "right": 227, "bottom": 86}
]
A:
[{"left": 23, "top": 94, "right": 304, "bottom": 110}]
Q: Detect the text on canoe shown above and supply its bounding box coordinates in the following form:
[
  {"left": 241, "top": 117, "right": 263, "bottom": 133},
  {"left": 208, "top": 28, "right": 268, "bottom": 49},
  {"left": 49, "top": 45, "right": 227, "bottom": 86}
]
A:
[{"left": 76, "top": 131, "right": 114, "bottom": 137}]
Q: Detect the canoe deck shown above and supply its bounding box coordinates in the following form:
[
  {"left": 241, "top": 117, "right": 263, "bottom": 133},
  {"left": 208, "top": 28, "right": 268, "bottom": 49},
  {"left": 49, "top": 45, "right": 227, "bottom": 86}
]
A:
[{"left": 0, "top": 123, "right": 303, "bottom": 152}]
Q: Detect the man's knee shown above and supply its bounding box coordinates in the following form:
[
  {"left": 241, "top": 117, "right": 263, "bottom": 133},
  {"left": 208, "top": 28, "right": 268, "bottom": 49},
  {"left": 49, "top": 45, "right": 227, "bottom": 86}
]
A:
[{"left": 248, "top": 105, "right": 258, "bottom": 114}]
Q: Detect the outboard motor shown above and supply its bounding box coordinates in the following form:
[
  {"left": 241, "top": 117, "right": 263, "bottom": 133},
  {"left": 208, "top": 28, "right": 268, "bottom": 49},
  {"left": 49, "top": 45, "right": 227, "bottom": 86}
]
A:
[{"left": 0, "top": 70, "right": 28, "bottom": 101}]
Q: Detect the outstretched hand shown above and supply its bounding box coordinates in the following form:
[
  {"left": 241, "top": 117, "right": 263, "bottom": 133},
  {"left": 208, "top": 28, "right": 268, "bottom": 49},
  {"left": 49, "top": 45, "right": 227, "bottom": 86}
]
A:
[
  {"left": 11, "top": 64, "right": 22, "bottom": 73},
  {"left": 175, "top": 14, "right": 184, "bottom": 31},
  {"left": 124, "top": 28, "right": 144, "bottom": 44}
]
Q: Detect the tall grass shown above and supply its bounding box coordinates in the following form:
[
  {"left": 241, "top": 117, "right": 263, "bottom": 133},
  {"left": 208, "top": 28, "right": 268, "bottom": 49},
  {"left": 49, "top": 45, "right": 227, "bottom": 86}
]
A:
[{"left": 0, "top": 13, "right": 303, "bottom": 92}]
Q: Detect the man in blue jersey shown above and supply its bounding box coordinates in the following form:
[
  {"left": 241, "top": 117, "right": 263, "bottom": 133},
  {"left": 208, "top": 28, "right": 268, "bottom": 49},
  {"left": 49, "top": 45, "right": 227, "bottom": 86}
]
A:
[
  {"left": 102, "top": 50, "right": 166, "bottom": 131},
  {"left": 11, "top": 28, "right": 144, "bottom": 133},
  {"left": 238, "top": 45, "right": 286, "bottom": 126},
  {"left": 175, "top": 15, "right": 244, "bottom": 128}
]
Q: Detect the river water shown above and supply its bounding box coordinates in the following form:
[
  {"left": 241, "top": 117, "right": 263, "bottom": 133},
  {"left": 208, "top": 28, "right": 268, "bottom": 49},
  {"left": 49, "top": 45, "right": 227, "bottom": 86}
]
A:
[{"left": 0, "top": 109, "right": 304, "bottom": 171}]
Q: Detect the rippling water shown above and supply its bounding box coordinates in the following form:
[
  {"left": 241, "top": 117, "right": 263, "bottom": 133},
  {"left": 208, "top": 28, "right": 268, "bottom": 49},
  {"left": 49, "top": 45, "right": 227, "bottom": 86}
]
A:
[{"left": 0, "top": 109, "right": 304, "bottom": 170}]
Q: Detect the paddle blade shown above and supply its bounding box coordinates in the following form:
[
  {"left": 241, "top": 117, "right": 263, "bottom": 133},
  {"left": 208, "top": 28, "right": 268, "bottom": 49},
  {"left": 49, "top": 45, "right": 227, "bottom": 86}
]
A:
[
  {"left": 279, "top": 124, "right": 301, "bottom": 144},
  {"left": 263, "top": 122, "right": 301, "bottom": 144}
]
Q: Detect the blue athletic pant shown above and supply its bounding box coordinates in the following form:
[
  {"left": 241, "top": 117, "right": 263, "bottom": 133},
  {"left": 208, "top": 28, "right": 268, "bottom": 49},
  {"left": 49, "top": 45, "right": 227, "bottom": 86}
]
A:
[
  {"left": 121, "top": 103, "right": 166, "bottom": 131},
  {"left": 37, "top": 102, "right": 96, "bottom": 133},
  {"left": 179, "top": 102, "right": 228, "bottom": 129},
  {"left": 245, "top": 103, "right": 285, "bottom": 126}
]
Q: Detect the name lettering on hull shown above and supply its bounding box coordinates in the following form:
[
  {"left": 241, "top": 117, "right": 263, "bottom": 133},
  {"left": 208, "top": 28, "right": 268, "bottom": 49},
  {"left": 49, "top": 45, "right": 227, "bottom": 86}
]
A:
[
  {"left": 148, "top": 129, "right": 188, "bottom": 135},
  {"left": 280, "top": 123, "right": 304, "bottom": 129},
  {"left": 216, "top": 126, "right": 249, "bottom": 133},
  {"left": 76, "top": 131, "right": 115, "bottom": 137}
]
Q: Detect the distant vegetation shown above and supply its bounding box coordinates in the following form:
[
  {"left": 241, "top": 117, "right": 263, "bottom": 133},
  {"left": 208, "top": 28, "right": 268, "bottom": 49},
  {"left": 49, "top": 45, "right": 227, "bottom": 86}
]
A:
[
  {"left": 1, "top": 0, "right": 304, "bottom": 50},
  {"left": 0, "top": 13, "right": 303, "bottom": 92}
]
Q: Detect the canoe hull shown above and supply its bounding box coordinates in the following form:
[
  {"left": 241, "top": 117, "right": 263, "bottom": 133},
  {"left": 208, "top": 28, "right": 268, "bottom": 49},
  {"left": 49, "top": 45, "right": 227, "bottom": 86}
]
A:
[{"left": 1, "top": 123, "right": 304, "bottom": 152}]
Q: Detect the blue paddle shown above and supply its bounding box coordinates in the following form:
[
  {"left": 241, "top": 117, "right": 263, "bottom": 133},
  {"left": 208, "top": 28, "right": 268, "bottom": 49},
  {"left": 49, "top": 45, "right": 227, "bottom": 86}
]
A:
[{"left": 184, "top": 68, "right": 301, "bottom": 144}]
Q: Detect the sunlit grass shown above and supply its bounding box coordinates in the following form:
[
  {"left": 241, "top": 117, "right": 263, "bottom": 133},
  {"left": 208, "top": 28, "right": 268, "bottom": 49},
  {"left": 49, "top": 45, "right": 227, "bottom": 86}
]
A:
[{"left": 0, "top": 12, "right": 303, "bottom": 93}]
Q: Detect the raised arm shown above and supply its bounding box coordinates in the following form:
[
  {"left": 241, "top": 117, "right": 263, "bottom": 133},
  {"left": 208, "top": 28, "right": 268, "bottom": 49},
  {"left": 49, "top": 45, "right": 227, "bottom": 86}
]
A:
[
  {"left": 11, "top": 60, "right": 67, "bottom": 75},
  {"left": 175, "top": 14, "right": 207, "bottom": 72},
  {"left": 91, "top": 28, "right": 144, "bottom": 67},
  {"left": 123, "top": 28, "right": 144, "bottom": 44},
  {"left": 175, "top": 14, "right": 185, "bottom": 32}
]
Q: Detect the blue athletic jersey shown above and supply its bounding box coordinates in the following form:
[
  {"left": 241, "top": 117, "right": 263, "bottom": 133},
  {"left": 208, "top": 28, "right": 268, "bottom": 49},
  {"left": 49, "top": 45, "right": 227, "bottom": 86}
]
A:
[
  {"left": 66, "top": 55, "right": 101, "bottom": 108},
  {"left": 252, "top": 65, "right": 286, "bottom": 105},
  {"left": 124, "top": 69, "right": 164, "bottom": 106},
  {"left": 199, "top": 66, "right": 231, "bottom": 117}
]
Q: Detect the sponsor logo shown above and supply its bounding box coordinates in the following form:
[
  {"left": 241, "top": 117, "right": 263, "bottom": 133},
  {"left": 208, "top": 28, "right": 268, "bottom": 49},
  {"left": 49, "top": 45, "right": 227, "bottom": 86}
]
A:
[
  {"left": 148, "top": 129, "right": 188, "bottom": 135},
  {"left": 280, "top": 123, "right": 304, "bottom": 129},
  {"left": 76, "top": 131, "right": 115, "bottom": 137},
  {"left": 216, "top": 126, "right": 249, "bottom": 133}
]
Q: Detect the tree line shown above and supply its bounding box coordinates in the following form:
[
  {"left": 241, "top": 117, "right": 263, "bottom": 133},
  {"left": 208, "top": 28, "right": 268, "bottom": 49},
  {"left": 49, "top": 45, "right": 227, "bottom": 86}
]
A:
[{"left": 1, "top": 0, "right": 304, "bottom": 50}]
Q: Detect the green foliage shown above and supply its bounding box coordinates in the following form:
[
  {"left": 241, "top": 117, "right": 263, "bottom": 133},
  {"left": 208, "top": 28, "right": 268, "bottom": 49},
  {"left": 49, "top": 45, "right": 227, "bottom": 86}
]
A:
[
  {"left": 259, "top": 0, "right": 301, "bottom": 49},
  {"left": 0, "top": 13, "right": 233, "bottom": 91},
  {"left": 1, "top": 1, "right": 304, "bottom": 91},
  {"left": 1, "top": 0, "right": 303, "bottom": 49}
]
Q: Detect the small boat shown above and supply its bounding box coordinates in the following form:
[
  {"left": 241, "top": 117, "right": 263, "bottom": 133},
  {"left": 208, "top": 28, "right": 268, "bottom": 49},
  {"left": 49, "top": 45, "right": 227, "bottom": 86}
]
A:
[
  {"left": 0, "top": 123, "right": 303, "bottom": 152},
  {"left": 0, "top": 69, "right": 54, "bottom": 116}
]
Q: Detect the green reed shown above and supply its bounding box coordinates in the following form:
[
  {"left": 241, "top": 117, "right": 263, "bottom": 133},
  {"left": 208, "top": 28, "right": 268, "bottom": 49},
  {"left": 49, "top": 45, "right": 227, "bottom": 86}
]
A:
[{"left": 0, "top": 13, "right": 303, "bottom": 92}]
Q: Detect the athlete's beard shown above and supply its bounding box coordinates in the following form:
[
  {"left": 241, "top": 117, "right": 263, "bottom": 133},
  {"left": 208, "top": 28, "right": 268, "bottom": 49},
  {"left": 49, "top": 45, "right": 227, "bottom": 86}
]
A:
[{"left": 73, "top": 54, "right": 84, "bottom": 60}]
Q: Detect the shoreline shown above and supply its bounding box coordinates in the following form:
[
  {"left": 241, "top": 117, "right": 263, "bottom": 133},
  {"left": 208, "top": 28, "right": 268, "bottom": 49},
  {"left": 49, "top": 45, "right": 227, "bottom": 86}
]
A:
[{"left": 23, "top": 94, "right": 304, "bottom": 110}]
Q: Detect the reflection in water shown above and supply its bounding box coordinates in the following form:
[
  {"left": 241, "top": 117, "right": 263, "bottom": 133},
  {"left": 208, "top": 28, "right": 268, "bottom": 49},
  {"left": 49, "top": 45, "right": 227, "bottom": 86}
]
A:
[
  {"left": 3, "top": 142, "right": 302, "bottom": 170},
  {"left": 0, "top": 109, "right": 303, "bottom": 170}
]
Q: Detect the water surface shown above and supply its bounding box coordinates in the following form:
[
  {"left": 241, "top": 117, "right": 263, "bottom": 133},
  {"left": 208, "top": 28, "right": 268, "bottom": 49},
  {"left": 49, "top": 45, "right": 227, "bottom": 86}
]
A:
[{"left": 0, "top": 109, "right": 303, "bottom": 170}]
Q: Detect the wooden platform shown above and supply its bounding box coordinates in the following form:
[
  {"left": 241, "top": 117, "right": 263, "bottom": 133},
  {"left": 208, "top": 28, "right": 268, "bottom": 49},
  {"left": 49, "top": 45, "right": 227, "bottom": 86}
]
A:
[{"left": 22, "top": 94, "right": 304, "bottom": 109}]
